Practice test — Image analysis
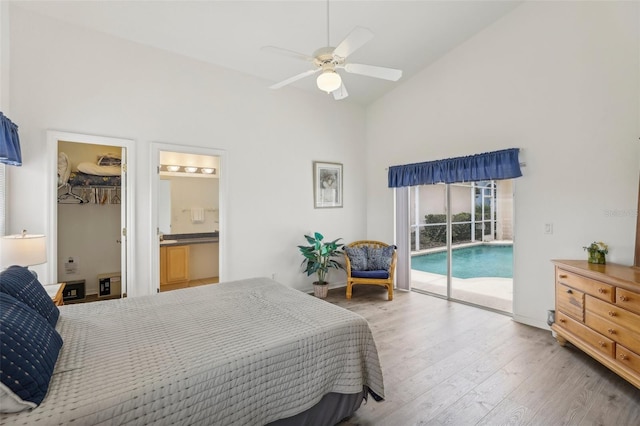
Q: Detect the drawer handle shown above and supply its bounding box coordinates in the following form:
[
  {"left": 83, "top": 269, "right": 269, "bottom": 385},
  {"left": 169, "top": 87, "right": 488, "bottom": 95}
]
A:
[
  {"left": 598, "top": 288, "right": 606, "bottom": 294},
  {"left": 608, "top": 328, "right": 616, "bottom": 335},
  {"left": 559, "top": 318, "right": 566, "bottom": 323},
  {"left": 566, "top": 289, "right": 573, "bottom": 294},
  {"left": 559, "top": 274, "right": 568, "bottom": 279},
  {"left": 608, "top": 311, "right": 617, "bottom": 317},
  {"left": 620, "top": 295, "right": 629, "bottom": 302},
  {"left": 598, "top": 341, "right": 606, "bottom": 347},
  {"left": 619, "top": 353, "right": 628, "bottom": 361}
]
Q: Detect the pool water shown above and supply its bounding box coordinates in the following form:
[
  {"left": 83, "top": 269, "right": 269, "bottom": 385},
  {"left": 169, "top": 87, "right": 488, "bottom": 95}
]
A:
[{"left": 411, "top": 245, "right": 513, "bottom": 279}]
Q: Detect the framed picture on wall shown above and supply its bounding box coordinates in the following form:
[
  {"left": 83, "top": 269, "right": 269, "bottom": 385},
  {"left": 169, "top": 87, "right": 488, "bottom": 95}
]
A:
[{"left": 313, "top": 161, "right": 343, "bottom": 208}]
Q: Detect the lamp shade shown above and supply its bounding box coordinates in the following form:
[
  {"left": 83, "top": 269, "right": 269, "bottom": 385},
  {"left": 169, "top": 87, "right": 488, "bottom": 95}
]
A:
[
  {"left": 0, "top": 233, "right": 47, "bottom": 268},
  {"left": 316, "top": 70, "right": 342, "bottom": 93}
]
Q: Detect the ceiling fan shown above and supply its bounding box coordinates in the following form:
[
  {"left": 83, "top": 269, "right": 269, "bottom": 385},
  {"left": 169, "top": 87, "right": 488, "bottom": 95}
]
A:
[{"left": 263, "top": 1, "right": 403, "bottom": 100}]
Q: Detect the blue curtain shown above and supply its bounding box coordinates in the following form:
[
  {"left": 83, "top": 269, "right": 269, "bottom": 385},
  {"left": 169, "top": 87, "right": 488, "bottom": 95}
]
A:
[
  {"left": 388, "top": 148, "right": 521, "bottom": 188},
  {"left": 0, "top": 112, "right": 22, "bottom": 166}
]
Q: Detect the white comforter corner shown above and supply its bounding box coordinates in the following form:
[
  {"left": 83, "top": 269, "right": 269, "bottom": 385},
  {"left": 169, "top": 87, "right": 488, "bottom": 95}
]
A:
[{"left": 0, "top": 277, "right": 384, "bottom": 426}]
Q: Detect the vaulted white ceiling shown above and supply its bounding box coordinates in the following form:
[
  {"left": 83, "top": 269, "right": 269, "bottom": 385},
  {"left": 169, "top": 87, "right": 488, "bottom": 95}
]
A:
[{"left": 12, "top": 0, "right": 522, "bottom": 105}]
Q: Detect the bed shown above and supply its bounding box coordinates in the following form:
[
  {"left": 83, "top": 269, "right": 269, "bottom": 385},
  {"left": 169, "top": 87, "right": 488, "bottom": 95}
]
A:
[{"left": 0, "top": 273, "right": 384, "bottom": 425}]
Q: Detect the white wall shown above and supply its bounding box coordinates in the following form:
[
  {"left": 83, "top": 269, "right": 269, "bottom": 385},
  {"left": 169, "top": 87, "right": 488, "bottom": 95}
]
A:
[
  {"left": 0, "top": 1, "right": 9, "bottom": 112},
  {"left": 366, "top": 1, "right": 639, "bottom": 328},
  {"left": 58, "top": 203, "right": 121, "bottom": 295},
  {"left": 7, "top": 6, "right": 367, "bottom": 294},
  {"left": 1, "top": 2, "right": 10, "bottom": 238}
]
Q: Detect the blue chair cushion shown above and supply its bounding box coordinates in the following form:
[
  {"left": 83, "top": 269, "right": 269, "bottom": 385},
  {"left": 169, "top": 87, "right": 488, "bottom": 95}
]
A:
[
  {"left": 345, "top": 246, "right": 368, "bottom": 271},
  {"left": 367, "top": 246, "right": 395, "bottom": 271},
  {"left": 351, "top": 270, "right": 390, "bottom": 279},
  {"left": 0, "top": 265, "right": 59, "bottom": 327},
  {"left": 0, "top": 292, "right": 63, "bottom": 412}
]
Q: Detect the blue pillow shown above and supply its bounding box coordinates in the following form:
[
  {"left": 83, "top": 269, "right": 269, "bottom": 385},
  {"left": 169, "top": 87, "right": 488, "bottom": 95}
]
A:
[
  {"left": 367, "top": 246, "right": 395, "bottom": 271},
  {"left": 0, "top": 292, "right": 63, "bottom": 412},
  {"left": 0, "top": 265, "right": 59, "bottom": 327},
  {"left": 345, "top": 246, "right": 368, "bottom": 271}
]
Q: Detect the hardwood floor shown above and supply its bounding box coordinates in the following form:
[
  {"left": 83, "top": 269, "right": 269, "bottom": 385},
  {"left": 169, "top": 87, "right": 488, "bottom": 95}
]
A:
[
  {"left": 159, "top": 276, "right": 219, "bottom": 292},
  {"left": 323, "top": 286, "right": 640, "bottom": 426}
]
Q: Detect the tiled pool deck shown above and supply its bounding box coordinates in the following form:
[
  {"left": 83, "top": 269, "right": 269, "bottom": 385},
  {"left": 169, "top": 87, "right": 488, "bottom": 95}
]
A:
[{"left": 411, "top": 270, "right": 513, "bottom": 313}]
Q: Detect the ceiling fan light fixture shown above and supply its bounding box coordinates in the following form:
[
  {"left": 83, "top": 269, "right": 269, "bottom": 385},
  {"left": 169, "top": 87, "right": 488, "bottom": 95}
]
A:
[{"left": 316, "top": 70, "right": 341, "bottom": 93}]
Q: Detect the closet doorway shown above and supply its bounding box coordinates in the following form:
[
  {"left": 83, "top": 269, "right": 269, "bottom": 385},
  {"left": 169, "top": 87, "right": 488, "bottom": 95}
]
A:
[
  {"left": 46, "top": 131, "right": 135, "bottom": 300},
  {"left": 150, "top": 143, "right": 226, "bottom": 294}
]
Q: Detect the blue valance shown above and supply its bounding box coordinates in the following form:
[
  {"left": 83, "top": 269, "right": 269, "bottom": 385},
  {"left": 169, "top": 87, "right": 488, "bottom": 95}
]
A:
[
  {"left": 388, "top": 148, "right": 522, "bottom": 188},
  {"left": 0, "top": 112, "right": 22, "bottom": 166}
]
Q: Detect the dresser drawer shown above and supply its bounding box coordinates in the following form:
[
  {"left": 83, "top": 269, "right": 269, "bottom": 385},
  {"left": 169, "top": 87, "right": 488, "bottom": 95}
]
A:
[
  {"left": 556, "top": 268, "right": 614, "bottom": 302},
  {"left": 556, "top": 283, "right": 584, "bottom": 321},
  {"left": 616, "top": 345, "right": 640, "bottom": 375},
  {"left": 616, "top": 288, "right": 640, "bottom": 316},
  {"left": 585, "top": 311, "right": 640, "bottom": 355},
  {"left": 586, "top": 295, "right": 640, "bottom": 335},
  {"left": 556, "top": 311, "right": 615, "bottom": 358}
]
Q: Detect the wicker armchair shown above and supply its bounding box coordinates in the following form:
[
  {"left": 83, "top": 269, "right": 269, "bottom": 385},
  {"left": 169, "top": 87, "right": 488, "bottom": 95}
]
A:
[{"left": 344, "top": 240, "right": 396, "bottom": 301}]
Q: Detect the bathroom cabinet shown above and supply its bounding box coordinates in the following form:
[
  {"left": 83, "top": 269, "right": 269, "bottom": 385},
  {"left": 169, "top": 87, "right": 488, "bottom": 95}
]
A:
[{"left": 160, "top": 245, "right": 190, "bottom": 286}]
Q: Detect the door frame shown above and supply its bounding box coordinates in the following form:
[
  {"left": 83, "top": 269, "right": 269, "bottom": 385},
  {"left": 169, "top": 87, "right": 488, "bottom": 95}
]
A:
[
  {"left": 46, "top": 131, "right": 135, "bottom": 293},
  {"left": 149, "top": 142, "right": 227, "bottom": 294}
]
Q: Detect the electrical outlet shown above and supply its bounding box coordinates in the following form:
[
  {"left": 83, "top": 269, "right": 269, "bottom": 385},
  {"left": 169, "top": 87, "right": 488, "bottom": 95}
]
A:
[{"left": 545, "top": 223, "right": 553, "bottom": 235}]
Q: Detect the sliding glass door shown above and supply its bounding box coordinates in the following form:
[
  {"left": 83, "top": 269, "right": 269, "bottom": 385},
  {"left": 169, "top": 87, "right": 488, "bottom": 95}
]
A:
[{"left": 409, "top": 179, "right": 514, "bottom": 314}]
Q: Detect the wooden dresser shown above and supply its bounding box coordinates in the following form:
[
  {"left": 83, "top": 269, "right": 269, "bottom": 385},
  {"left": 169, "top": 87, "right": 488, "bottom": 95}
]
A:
[{"left": 552, "top": 260, "right": 640, "bottom": 388}]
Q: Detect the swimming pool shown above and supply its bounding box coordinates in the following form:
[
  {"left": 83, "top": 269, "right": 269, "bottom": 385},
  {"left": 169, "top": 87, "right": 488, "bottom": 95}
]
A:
[{"left": 411, "top": 245, "right": 513, "bottom": 279}]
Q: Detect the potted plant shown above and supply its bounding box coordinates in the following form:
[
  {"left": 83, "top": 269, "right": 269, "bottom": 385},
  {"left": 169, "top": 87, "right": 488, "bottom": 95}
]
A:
[
  {"left": 583, "top": 241, "right": 608, "bottom": 264},
  {"left": 298, "top": 232, "right": 345, "bottom": 298}
]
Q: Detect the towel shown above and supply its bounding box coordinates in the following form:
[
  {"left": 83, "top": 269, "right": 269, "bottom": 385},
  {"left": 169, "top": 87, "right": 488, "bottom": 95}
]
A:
[{"left": 191, "top": 207, "right": 205, "bottom": 224}]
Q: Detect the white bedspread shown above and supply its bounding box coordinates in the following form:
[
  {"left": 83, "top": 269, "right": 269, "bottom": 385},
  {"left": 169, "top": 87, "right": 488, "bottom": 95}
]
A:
[{"left": 0, "top": 278, "right": 384, "bottom": 425}]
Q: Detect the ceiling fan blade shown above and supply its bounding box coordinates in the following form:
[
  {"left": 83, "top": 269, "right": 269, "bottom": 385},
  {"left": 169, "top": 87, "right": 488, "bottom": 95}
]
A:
[
  {"left": 269, "top": 69, "right": 319, "bottom": 90},
  {"left": 261, "top": 46, "right": 315, "bottom": 62},
  {"left": 332, "top": 26, "right": 374, "bottom": 59},
  {"left": 332, "top": 83, "right": 349, "bottom": 100},
  {"left": 344, "top": 63, "right": 403, "bottom": 81}
]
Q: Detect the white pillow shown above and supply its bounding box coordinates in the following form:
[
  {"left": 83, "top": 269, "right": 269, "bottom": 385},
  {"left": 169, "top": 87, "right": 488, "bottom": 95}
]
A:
[
  {"left": 77, "top": 162, "right": 121, "bottom": 176},
  {"left": 0, "top": 383, "right": 36, "bottom": 413}
]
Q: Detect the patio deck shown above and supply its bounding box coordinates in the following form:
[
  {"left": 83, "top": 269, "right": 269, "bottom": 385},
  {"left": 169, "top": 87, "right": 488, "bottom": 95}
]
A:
[{"left": 411, "top": 269, "right": 513, "bottom": 313}]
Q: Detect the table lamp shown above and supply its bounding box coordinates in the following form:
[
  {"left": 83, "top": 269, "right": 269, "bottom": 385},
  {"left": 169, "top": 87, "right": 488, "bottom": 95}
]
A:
[{"left": 0, "top": 230, "right": 47, "bottom": 277}]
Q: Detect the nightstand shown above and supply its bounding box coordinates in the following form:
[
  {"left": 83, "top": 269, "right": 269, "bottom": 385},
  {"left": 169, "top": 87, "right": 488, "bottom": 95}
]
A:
[{"left": 44, "top": 283, "right": 66, "bottom": 306}]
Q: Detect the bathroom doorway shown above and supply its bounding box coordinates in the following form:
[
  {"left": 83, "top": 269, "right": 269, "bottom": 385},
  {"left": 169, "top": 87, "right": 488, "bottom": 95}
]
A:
[{"left": 150, "top": 143, "right": 226, "bottom": 294}]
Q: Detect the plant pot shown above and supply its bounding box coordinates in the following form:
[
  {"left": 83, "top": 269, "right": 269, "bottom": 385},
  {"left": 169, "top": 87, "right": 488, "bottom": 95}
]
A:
[
  {"left": 588, "top": 250, "right": 606, "bottom": 264},
  {"left": 313, "top": 282, "right": 328, "bottom": 298}
]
